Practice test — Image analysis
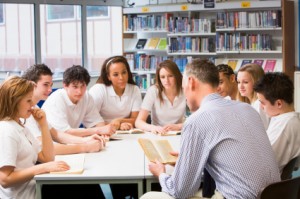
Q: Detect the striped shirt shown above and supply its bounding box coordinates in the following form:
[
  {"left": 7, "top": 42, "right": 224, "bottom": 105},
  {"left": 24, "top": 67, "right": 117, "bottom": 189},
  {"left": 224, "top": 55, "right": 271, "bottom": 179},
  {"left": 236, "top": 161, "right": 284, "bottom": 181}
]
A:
[{"left": 159, "top": 93, "right": 280, "bottom": 199}]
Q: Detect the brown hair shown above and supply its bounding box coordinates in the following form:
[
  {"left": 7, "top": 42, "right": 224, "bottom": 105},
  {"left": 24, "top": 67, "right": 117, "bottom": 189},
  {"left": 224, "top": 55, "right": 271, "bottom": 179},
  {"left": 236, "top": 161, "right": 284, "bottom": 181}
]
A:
[
  {"left": 97, "top": 56, "right": 135, "bottom": 86},
  {"left": 0, "top": 76, "right": 35, "bottom": 121},
  {"left": 155, "top": 60, "right": 182, "bottom": 104},
  {"left": 237, "top": 63, "right": 265, "bottom": 103}
]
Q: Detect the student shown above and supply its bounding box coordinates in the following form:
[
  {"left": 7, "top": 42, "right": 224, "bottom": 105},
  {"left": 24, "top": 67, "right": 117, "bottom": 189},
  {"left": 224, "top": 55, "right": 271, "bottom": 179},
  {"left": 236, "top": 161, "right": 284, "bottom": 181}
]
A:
[
  {"left": 0, "top": 76, "right": 69, "bottom": 199},
  {"left": 216, "top": 64, "right": 238, "bottom": 100},
  {"left": 236, "top": 63, "right": 269, "bottom": 129},
  {"left": 42, "top": 65, "right": 115, "bottom": 137},
  {"left": 89, "top": 56, "right": 142, "bottom": 130},
  {"left": 254, "top": 72, "right": 300, "bottom": 173},
  {"left": 140, "top": 59, "right": 280, "bottom": 199},
  {"left": 22, "top": 64, "right": 106, "bottom": 155},
  {"left": 135, "top": 60, "right": 186, "bottom": 134}
]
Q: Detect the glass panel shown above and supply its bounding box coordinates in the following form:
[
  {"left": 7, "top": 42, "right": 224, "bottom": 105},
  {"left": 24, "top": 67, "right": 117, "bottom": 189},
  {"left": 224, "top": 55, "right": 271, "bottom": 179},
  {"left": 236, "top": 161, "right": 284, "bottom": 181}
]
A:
[
  {"left": 0, "top": 3, "right": 34, "bottom": 78},
  {"left": 47, "top": 5, "right": 75, "bottom": 21},
  {"left": 0, "top": 4, "right": 4, "bottom": 24},
  {"left": 87, "top": 6, "right": 109, "bottom": 18},
  {"left": 40, "top": 4, "right": 82, "bottom": 79},
  {"left": 87, "top": 6, "right": 122, "bottom": 74}
]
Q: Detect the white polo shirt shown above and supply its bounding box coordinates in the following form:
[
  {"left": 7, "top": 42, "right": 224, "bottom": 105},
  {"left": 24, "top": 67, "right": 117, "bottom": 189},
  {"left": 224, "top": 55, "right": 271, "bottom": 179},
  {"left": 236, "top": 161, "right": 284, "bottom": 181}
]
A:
[
  {"left": 0, "top": 120, "right": 40, "bottom": 199},
  {"left": 252, "top": 99, "right": 270, "bottom": 130},
  {"left": 24, "top": 105, "right": 52, "bottom": 139},
  {"left": 89, "top": 83, "right": 142, "bottom": 122},
  {"left": 141, "top": 85, "right": 186, "bottom": 126},
  {"left": 42, "top": 89, "right": 103, "bottom": 132},
  {"left": 267, "top": 112, "right": 300, "bottom": 172}
]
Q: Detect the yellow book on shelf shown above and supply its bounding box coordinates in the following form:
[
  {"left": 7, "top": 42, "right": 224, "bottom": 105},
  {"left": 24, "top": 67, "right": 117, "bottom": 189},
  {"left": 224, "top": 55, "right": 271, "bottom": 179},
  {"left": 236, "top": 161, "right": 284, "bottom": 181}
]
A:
[
  {"left": 51, "top": 154, "right": 85, "bottom": 174},
  {"left": 146, "top": 37, "right": 160, "bottom": 49},
  {"left": 116, "top": 128, "right": 144, "bottom": 134},
  {"left": 138, "top": 138, "right": 177, "bottom": 164}
]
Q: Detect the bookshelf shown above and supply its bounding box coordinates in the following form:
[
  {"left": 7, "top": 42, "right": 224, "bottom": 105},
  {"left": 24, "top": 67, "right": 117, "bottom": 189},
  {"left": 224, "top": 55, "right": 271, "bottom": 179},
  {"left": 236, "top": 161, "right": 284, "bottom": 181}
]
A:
[{"left": 123, "top": 0, "right": 295, "bottom": 89}]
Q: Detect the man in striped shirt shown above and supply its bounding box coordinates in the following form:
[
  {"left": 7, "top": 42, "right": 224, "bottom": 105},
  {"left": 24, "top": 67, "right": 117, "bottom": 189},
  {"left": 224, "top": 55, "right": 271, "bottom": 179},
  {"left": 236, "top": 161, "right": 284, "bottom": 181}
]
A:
[{"left": 141, "top": 59, "right": 280, "bottom": 199}]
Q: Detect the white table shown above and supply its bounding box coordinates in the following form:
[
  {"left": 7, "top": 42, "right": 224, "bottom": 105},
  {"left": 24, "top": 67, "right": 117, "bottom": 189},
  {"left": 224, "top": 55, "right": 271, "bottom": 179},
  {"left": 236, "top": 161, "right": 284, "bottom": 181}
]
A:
[{"left": 34, "top": 133, "right": 181, "bottom": 199}]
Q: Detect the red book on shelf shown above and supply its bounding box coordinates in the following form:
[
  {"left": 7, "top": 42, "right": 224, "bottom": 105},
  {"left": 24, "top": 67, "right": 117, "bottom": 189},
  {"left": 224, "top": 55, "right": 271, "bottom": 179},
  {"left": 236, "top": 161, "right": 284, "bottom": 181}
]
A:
[{"left": 264, "top": 60, "right": 276, "bottom": 72}]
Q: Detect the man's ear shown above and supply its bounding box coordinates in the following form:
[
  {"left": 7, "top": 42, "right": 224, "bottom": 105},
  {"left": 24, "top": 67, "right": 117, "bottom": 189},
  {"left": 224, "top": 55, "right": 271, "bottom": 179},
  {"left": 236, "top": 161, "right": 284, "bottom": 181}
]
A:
[
  {"left": 189, "top": 76, "right": 196, "bottom": 91},
  {"left": 63, "top": 83, "right": 67, "bottom": 89},
  {"left": 275, "top": 99, "right": 283, "bottom": 109}
]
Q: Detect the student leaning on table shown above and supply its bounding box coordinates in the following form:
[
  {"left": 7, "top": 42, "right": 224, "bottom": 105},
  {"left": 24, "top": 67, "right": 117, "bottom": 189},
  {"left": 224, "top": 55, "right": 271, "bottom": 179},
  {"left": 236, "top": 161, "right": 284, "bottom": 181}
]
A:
[
  {"left": 22, "top": 64, "right": 106, "bottom": 155},
  {"left": 41, "top": 65, "right": 115, "bottom": 137},
  {"left": 135, "top": 60, "right": 186, "bottom": 134},
  {"left": 236, "top": 63, "right": 269, "bottom": 130},
  {"left": 0, "top": 76, "right": 69, "bottom": 199},
  {"left": 140, "top": 59, "right": 280, "bottom": 199},
  {"left": 89, "top": 56, "right": 142, "bottom": 130},
  {"left": 254, "top": 72, "right": 300, "bottom": 174}
]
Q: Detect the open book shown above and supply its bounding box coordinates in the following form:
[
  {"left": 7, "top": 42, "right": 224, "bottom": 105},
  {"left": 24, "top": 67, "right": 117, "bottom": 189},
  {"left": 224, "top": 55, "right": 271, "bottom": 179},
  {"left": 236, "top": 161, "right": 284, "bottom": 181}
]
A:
[
  {"left": 160, "top": 131, "right": 181, "bottom": 136},
  {"left": 138, "top": 138, "right": 177, "bottom": 164},
  {"left": 50, "top": 154, "right": 85, "bottom": 174},
  {"left": 116, "top": 128, "right": 144, "bottom": 134}
]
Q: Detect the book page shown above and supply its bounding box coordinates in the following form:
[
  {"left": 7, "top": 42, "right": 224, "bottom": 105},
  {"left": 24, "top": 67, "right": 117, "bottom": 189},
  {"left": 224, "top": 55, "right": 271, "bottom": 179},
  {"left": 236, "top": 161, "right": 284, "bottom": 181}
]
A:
[
  {"left": 153, "top": 140, "right": 177, "bottom": 164},
  {"left": 116, "top": 128, "right": 144, "bottom": 134},
  {"left": 51, "top": 154, "right": 85, "bottom": 174},
  {"left": 138, "top": 138, "right": 163, "bottom": 163}
]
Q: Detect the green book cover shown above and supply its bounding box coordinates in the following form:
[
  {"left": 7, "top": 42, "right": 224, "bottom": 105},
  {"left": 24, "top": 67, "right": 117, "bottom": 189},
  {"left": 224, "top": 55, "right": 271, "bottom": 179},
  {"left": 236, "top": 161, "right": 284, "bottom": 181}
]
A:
[{"left": 157, "top": 38, "right": 167, "bottom": 50}]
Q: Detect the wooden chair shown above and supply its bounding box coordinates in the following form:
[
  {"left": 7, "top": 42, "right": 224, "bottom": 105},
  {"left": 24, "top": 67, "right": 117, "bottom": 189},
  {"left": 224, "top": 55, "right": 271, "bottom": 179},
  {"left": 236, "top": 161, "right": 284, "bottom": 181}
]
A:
[
  {"left": 281, "top": 157, "right": 299, "bottom": 180},
  {"left": 257, "top": 176, "right": 300, "bottom": 199}
]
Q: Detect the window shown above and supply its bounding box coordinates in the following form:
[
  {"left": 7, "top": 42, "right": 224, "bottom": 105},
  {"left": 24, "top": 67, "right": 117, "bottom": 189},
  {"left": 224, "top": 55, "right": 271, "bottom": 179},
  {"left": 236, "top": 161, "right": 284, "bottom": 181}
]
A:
[
  {"left": 0, "top": 1, "right": 123, "bottom": 80},
  {"left": 47, "top": 5, "right": 75, "bottom": 21},
  {"left": 86, "top": 6, "right": 109, "bottom": 19},
  {"left": 0, "top": 4, "right": 4, "bottom": 24},
  {"left": 0, "top": 4, "right": 34, "bottom": 73},
  {"left": 41, "top": 4, "right": 82, "bottom": 77}
]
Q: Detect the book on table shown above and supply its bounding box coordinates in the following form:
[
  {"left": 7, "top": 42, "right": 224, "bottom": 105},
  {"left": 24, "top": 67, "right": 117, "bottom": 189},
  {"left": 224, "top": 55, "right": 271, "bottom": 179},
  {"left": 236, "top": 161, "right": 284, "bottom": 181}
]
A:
[
  {"left": 50, "top": 154, "right": 85, "bottom": 174},
  {"left": 160, "top": 131, "right": 181, "bottom": 136},
  {"left": 138, "top": 138, "right": 177, "bottom": 164},
  {"left": 116, "top": 128, "right": 144, "bottom": 134}
]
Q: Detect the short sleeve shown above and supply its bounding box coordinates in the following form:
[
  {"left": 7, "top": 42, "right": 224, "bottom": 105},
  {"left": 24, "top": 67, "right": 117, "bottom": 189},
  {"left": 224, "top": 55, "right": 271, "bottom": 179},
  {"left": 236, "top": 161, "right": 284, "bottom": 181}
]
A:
[
  {"left": 82, "top": 93, "right": 104, "bottom": 128},
  {"left": 131, "top": 85, "right": 142, "bottom": 112},
  {"left": 89, "top": 84, "right": 106, "bottom": 113},
  {"left": 42, "top": 90, "right": 72, "bottom": 132},
  {"left": 141, "top": 86, "right": 157, "bottom": 111},
  {"left": 0, "top": 127, "right": 18, "bottom": 168}
]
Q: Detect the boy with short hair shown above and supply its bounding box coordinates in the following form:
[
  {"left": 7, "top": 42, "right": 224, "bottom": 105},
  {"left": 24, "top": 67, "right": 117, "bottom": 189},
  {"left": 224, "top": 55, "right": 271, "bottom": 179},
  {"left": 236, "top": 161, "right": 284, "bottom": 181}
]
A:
[
  {"left": 216, "top": 64, "right": 238, "bottom": 100},
  {"left": 254, "top": 72, "right": 300, "bottom": 173},
  {"left": 22, "top": 64, "right": 106, "bottom": 154},
  {"left": 42, "top": 65, "right": 115, "bottom": 137},
  {"left": 23, "top": 64, "right": 107, "bottom": 199}
]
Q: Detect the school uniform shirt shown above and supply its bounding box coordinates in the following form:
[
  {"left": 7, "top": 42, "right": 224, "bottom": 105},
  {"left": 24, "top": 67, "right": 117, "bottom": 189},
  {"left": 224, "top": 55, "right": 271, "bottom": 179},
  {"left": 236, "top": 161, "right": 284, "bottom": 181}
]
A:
[
  {"left": 267, "top": 112, "right": 300, "bottom": 172},
  {"left": 89, "top": 84, "right": 142, "bottom": 122},
  {"left": 0, "top": 120, "right": 41, "bottom": 199},
  {"left": 159, "top": 93, "right": 280, "bottom": 199},
  {"left": 42, "top": 89, "right": 103, "bottom": 132},
  {"left": 141, "top": 85, "right": 186, "bottom": 126},
  {"left": 252, "top": 99, "right": 270, "bottom": 130}
]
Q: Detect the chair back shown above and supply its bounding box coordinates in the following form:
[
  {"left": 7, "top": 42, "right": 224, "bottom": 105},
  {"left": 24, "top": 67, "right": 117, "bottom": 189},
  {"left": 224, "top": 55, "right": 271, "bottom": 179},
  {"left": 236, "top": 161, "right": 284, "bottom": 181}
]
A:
[
  {"left": 281, "top": 156, "right": 298, "bottom": 180},
  {"left": 257, "top": 176, "right": 300, "bottom": 199}
]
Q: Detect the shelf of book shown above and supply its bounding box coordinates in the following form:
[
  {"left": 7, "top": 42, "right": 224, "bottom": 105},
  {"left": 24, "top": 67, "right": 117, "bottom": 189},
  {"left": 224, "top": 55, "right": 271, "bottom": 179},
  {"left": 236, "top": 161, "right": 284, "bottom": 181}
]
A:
[
  {"left": 216, "top": 50, "right": 282, "bottom": 54},
  {"left": 167, "top": 32, "right": 216, "bottom": 37},
  {"left": 216, "top": 27, "right": 282, "bottom": 32},
  {"left": 123, "top": 0, "right": 295, "bottom": 85},
  {"left": 168, "top": 52, "right": 217, "bottom": 56}
]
